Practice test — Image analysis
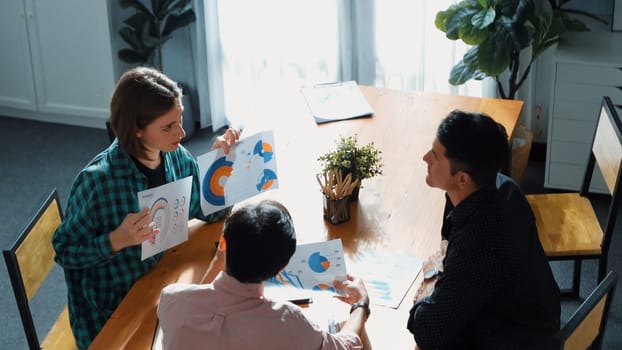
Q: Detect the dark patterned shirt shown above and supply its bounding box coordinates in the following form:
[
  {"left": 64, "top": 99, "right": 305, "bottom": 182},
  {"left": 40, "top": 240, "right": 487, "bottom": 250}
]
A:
[
  {"left": 53, "top": 139, "right": 230, "bottom": 349},
  {"left": 407, "top": 174, "right": 560, "bottom": 350}
]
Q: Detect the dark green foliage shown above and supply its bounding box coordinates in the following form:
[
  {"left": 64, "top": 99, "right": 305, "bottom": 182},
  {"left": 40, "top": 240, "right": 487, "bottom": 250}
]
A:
[
  {"left": 435, "top": 0, "right": 595, "bottom": 99},
  {"left": 117, "top": 0, "right": 196, "bottom": 70}
]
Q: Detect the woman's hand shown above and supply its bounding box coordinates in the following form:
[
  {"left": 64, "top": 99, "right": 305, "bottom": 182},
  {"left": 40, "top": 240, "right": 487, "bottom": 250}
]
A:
[
  {"left": 109, "top": 207, "right": 159, "bottom": 252},
  {"left": 211, "top": 127, "right": 241, "bottom": 155}
]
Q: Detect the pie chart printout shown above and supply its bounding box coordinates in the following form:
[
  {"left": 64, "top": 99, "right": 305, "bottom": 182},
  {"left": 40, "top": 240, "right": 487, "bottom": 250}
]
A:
[
  {"left": 264, "top": 239, "right": 347, "bottom": 293},
  {"left": 197, "top": 131, "right": 278, "bottom": 215},
  {"left": 309, "top": 252, "right": 331, "bottom": 273}
]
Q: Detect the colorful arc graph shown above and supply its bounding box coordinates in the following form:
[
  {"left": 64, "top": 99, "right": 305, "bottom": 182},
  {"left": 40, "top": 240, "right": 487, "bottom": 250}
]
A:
[
  {"left": 253, "top": 140, "right": 274, "bottom": 163},
  {"left": 312, "top": 283, "right": 336, "bottom": 293},
  {"left": 256, "top": 169, "right": 277, "bottom": 191},
  {"left": 202, "top": 156, "right": 234, "bottom": 206},
  {"left": 148, "top": 197, "right": 169, "bottom": 245}
]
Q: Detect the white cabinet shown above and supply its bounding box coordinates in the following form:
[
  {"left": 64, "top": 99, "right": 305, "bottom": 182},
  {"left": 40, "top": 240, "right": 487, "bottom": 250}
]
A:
[
  {"left": 0, "top": 1, "right": 115, "bottom": 129},
  {"left": 545, "top": 17, "right": 622, "bottom": 192}
]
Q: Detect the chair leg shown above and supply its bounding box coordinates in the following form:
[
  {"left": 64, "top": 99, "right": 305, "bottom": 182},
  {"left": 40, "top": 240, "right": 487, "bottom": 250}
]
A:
[
  {"left": 572, "top": 259, "right": 582, "bottom": 296},
  {"left": 598, "top": 256, "right": 607, "bottom": 283},
  {"left": 560, "top": 259, "right": 582, "bottom": 299}
]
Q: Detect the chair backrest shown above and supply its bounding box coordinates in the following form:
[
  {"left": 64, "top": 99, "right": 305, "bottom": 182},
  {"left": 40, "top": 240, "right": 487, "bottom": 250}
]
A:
[
  {"left": 581, "top": 96, "right": 622, "bottom": 272},
  {"left": 584, "top": 96, "right": 622, "bottom": 197},
  {"left": 3, "top": 189, "right": 74, "bottom": 349},
  {"left": 557, "top": 271, "right": 617, "bottom": 350}
]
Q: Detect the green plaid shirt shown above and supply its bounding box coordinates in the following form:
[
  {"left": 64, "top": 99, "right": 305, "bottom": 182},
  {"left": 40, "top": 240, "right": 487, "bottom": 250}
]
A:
[{"left": 53, "top": 140, "right": 229, "bottom": 349}]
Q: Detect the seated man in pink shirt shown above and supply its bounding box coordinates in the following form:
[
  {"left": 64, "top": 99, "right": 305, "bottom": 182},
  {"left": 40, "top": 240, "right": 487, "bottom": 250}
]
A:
[{"left": 157, "top": 199, "right": 370, "bottom": 350}]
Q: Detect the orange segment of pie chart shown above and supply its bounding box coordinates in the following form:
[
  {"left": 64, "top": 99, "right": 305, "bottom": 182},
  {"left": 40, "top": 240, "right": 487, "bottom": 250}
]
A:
[{"left": 210, "top": 166, "right": 232, "bottom": 196}]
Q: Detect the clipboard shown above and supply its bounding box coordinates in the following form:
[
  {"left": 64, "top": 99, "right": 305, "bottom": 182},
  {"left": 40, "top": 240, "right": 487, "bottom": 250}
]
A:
[{"left": 300, "top": 81, "right": 374, "bottom": 124}]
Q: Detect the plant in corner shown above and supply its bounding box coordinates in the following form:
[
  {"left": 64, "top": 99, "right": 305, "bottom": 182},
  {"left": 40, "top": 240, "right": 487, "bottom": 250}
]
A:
[
  {"left": 117, "top": 0, "right": 196, "bottom": 71},
  {"left": 318, "top": 134, "right": 383, "bottom": 200},
  {"left": 435, "top": 0, "right": 599, "bottom": 100}
]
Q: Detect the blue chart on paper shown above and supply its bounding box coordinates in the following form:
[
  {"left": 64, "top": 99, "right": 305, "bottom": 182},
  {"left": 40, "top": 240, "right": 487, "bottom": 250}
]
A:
[{"left": 308, "top": 252, "right": 331, "bottom": 273}]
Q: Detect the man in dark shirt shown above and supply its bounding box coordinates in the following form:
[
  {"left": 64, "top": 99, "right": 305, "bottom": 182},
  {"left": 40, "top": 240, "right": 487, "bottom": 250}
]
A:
[{"left": 407, "top": 110, "right": 561, "bottom": 349}]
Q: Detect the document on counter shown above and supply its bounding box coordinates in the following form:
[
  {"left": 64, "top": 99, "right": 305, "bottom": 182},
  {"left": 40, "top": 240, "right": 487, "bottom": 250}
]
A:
[
  {"left": 348, "top": 248, "right": 423, "bottom": 308},
  {"left": 197, "top": 130, "right": 278, "bottom": 215},
  {"left": 264, "top": 239, "right": 347, "bottom": 295},
  {"left": 300, "top": 81, "right": 374, "bottom": 124},
  {"left": 138, "top": 176, "right": 192, "bottom": 261}
]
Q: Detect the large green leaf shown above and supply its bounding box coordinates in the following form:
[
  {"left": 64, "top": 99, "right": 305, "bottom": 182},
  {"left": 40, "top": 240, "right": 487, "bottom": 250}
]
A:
[
  {"left": 119, "top": 27, "right": 142, "bottom": 51},
  {"left": 449, "top": 46, "right": 486, "bottom": 85},
  {"left": 140, "top": 21, "right": 161, "bottom": 48},
  {"left": 497, "top": 0, "right": 520, "bottom": 18},
  {"left": 122, "top": 12, "right": 151, "bottom": 31},
  {"left": 478, "top": 34, "right": 510, "bottom": 76},
  {"left": 446, "top": 6, "right": 481, "bottom": 41},
  {"left": 120, "top": 0, "right": 154, "bottom": 19},
  {"left": 162, "top": 9, "right": 196, "bottom": 37},
  {"left": 166, "top": 0, "right": 194, "bottom": 16},
  {"left": 471, "top": 7, "right": 496, "bottom": 29},
  {"left": 459, "top": 25, "right": 488, "bottom": 45},
  {"left": 511, "top": 0, "right": 535, "bottom": 23},
  {"left": 496, "top": 15, "right": 530, "bottom": 52},
  {"left": 435, "top": 5, "right": 461, "bottom": 37}
]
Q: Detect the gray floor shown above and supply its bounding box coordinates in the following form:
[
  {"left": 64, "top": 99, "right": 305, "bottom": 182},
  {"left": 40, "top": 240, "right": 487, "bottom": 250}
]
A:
[{"left": 1, "top": 116, "right": 620, "bottom": 349}]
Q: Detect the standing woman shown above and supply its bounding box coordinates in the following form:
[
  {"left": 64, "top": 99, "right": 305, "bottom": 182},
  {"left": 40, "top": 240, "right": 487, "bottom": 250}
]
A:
[{"left": 52, "top": 67, "right": 240, "bottom": 350}]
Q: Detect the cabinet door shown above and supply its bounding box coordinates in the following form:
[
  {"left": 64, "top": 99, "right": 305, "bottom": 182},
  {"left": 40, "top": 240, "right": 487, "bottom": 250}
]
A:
[
  {"left": 28, "top": 0, "right": 114, "bottom": 120},
  {"left": 0, "top": 1, "right": 37, "bottom": 110}
]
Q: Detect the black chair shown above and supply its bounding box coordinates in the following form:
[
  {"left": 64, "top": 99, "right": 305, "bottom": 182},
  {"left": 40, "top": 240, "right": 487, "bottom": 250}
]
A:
[
  {"left": 557, "top": 270, "right": 617, "bottom": 350},
  {"left": 3, "top": 189, "right": 76, "bottom": 349},
  {"left": 527, "top": 96, "right": 622, "bottom": 298}
]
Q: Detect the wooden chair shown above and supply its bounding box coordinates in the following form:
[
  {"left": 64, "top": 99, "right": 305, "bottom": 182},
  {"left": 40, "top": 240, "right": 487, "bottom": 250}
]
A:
[
  {"left": 526, "top": 96, "right": 622, "bottom": 298},
  {"left": 3, "top": 189, "right": 76, "bottom": 349},
  {"left": 557, "top": 270, "right": 617, "bottom": 350}
]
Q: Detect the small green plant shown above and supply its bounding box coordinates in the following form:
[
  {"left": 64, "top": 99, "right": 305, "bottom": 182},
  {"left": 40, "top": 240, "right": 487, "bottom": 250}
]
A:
[{"left": 318, "top": 135, "right": 383, "bottom": 181}]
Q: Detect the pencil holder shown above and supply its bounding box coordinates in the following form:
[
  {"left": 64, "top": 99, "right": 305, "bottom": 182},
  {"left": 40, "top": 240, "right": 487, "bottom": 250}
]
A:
[{"left": 323, "top": 195, "right": 350, "bottom": 225}]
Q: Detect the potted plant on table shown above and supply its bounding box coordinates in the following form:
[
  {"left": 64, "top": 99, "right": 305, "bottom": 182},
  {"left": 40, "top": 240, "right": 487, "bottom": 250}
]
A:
[
  {"left": 318, "top": 134, "right": 383, "bottom": 201},
  {"left": 117, "top": 0, "right": 198, "bottom": 139}
]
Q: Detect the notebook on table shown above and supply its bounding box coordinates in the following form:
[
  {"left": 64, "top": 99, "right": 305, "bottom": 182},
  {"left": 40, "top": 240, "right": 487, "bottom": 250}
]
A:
[{"left": 300, "top": 81, "right": 374, "bottom": 124}]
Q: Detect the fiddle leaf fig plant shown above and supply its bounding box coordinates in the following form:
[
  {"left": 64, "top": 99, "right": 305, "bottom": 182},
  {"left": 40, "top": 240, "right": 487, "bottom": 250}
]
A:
[
  {"left": 435, "top": 0, "right": 593, "bottom": 99},
  {"left": 118, "top": 0, "right": 196, "bottom": 71}
]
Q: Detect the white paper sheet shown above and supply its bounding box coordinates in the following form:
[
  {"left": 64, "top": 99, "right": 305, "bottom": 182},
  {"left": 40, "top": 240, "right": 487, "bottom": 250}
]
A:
[
  {"left": 348, "top": 248, "right": 423, "bottom": 308},
  {"left": 300, "top": 81, "right": 374, "bottom": 124},
  {"left": 265, "top": 239, "right": 347, "bottom": 294},
  {"left": 138, "top": 176, "right": 192, "bottom": 260},
  {"left": 197, "top": 130, "right": 278, "bottom": 215}
]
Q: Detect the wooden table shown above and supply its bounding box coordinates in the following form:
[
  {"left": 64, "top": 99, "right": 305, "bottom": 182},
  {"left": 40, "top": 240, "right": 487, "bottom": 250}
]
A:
[{"left": 89, "top": 86, "right": 523, "bottom": 350}]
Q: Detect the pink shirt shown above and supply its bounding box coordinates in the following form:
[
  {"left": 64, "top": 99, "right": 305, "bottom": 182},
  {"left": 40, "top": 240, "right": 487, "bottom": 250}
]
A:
[{"left": 157, "top": 272, "right": 362, "bottom": 350}]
